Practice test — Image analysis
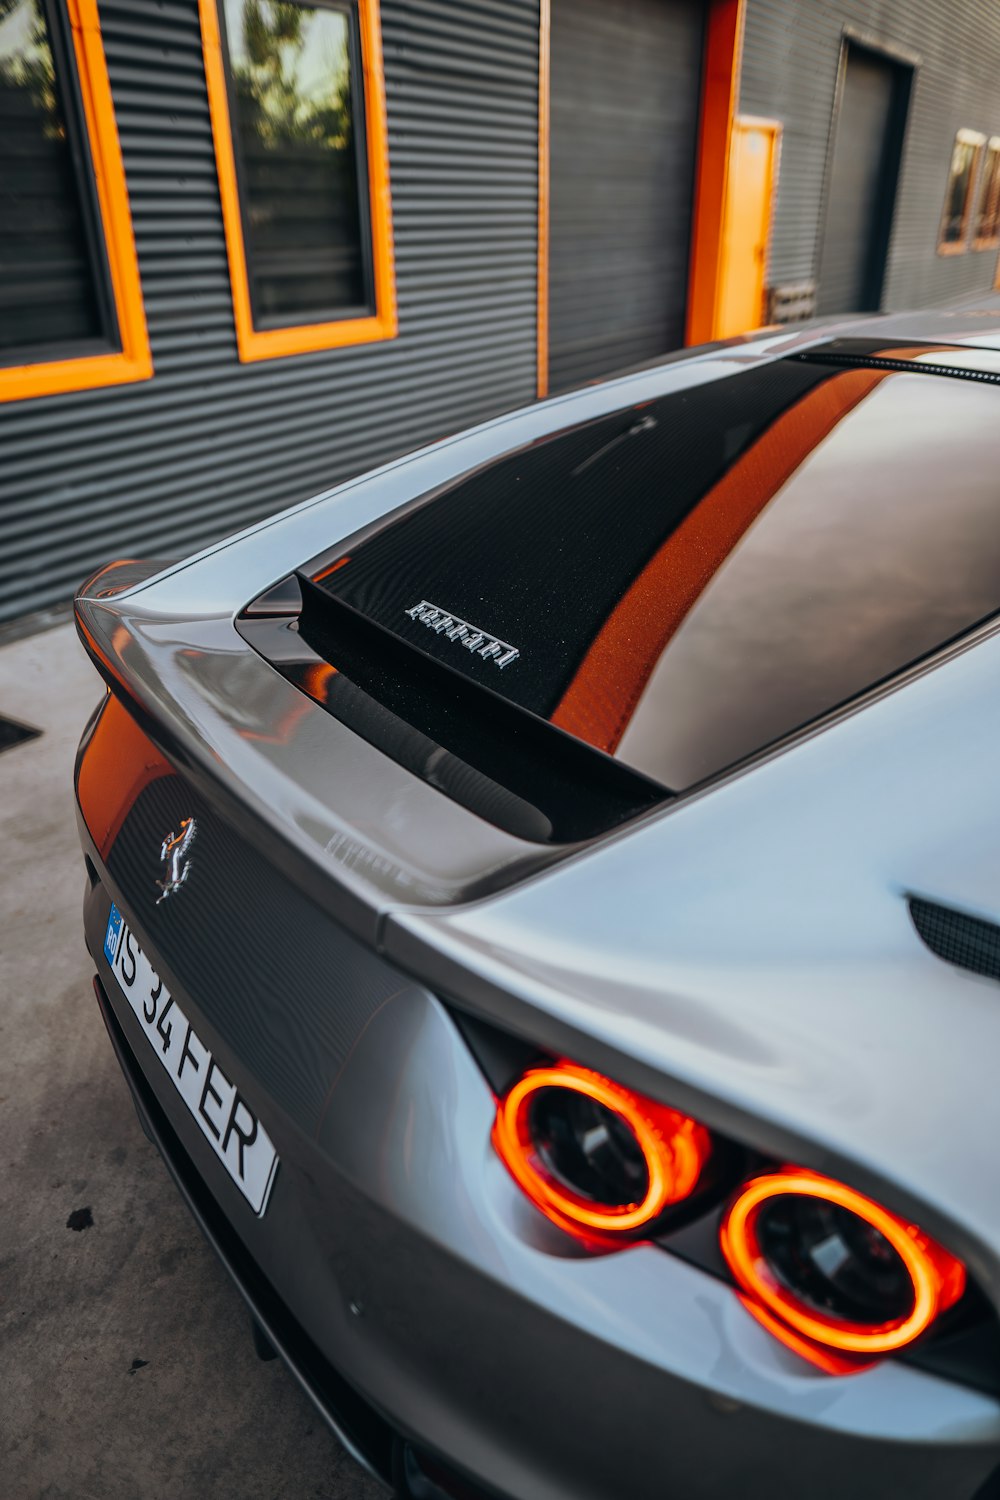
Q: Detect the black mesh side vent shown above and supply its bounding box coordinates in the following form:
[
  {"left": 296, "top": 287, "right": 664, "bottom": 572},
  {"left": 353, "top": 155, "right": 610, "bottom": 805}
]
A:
[{"left": 909, "top": 897, "right": 1000, "bottom": 985}]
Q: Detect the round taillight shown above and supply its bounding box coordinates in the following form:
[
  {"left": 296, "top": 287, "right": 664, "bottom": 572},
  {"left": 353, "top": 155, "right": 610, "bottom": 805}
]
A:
[
  {"left": 492, "top": 1061, "right": 711, "bottom": 1236},
  {"left": 720, "top": 1169, "right": 966, "bottom": 1357}
]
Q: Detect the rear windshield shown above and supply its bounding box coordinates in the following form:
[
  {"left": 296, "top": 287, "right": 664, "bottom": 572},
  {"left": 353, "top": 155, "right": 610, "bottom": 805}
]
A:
[
  {"left": 615, "top": 366, "right": 1000, "bottom": 787},
  {"left": 315, "top": 350, "right": 1000, "bottom": 792}
]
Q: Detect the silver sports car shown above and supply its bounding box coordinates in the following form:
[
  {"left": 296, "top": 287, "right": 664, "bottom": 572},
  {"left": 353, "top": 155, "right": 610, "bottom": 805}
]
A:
[{"left": 75, "top": 311, "right": 1000, "bottom": 1500}]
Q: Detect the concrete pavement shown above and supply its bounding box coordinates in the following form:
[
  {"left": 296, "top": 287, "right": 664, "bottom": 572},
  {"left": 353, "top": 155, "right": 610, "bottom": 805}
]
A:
[{"left": 0, "top": 624, "right": 383, "bottom": 1500}]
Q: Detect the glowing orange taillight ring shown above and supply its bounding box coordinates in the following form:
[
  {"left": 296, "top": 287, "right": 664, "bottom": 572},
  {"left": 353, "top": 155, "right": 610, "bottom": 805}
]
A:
[
  {"left": 720, "top": 1169, "right": 966, "bottom": 1356},
  {"left": 492, "top": 1062, "right": 710, "bottom": 1236}
]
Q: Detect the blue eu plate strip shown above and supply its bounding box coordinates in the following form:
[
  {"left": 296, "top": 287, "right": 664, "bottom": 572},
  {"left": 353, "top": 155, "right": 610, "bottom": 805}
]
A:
[{"left": 104, "top": 904, "right": 123, "bottom": 966}]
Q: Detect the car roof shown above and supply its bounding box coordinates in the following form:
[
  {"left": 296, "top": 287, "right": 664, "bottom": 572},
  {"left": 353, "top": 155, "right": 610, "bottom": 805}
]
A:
[{"left": 741, "top": 307, "right": 1000, "bottom": 372}]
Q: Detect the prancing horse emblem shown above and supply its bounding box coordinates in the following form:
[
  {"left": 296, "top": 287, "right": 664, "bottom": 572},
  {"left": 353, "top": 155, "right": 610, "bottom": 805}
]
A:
[{"left": 156, "top": 817, "right": 196, "bottom": 903}]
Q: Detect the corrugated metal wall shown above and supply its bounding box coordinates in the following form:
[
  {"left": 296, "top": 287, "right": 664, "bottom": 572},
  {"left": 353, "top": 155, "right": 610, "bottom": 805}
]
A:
[
  {"left": 740, "top": 0, "right": 1000, "bottom": 312},
  {"left": 547, "top": 0, "right": 703, "bottom": 393},
  {"left": 0, "top": 0, "right": 540, "bottom": 622}
]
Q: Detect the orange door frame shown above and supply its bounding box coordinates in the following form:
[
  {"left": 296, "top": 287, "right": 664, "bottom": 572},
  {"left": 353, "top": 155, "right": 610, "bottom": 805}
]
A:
[
  {"left": 536, "top": 0, "right": 746, "bottom": 398},
  {"left": 685, "top": 0, "right": 746, "bottom": 346}
]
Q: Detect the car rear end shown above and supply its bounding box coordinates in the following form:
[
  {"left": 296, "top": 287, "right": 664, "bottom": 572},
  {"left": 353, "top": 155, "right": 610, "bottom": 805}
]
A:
[{"left": 75, "top": 330, "right": 1000, "bottom": 1499}]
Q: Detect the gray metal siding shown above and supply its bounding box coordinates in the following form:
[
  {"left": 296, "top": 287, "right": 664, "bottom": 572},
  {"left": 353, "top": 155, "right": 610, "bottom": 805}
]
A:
[
  {"left": 815, "top": 45, "right": 908, "bottom": 315},
  {"left": 740, "top": 0, "right": 1000, "bottom": 312},
  {"left": 547, "top": 0, "right": 703, "bottom": 393},
  {"left": 0, "top": 0, "right": 540, "bottom": 621}
]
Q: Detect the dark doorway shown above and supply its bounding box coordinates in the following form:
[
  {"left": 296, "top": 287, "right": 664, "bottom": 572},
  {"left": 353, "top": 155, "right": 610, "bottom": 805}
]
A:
[
  {"left": 547, "top": 0, "right": 705, "bottom": 394},
  {"left": 816, "top": 43, "right": 912, "bottom": 316},
  {"left": 0, "top": 715, "right": 41, "bottom": 755}
]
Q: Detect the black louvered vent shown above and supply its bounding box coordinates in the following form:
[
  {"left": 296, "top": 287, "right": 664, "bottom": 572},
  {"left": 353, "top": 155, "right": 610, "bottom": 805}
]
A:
[{"left": 909, "top": 897, "right": 1000, "bottom": 984}]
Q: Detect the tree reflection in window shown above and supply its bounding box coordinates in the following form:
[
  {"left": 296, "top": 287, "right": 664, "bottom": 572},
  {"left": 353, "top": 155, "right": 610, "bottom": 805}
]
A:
[
  {"left": 222, "top": 0, "right": 369, "bottom": 324},
  {"left": 938, "top": 129, "right": 984, "bottom": 252},
  {"left": 973, "top": 138, "right": 1000, "bottom": 250},
  {"left": 0, "top": 0, "right": 111, "bottom": 354}
]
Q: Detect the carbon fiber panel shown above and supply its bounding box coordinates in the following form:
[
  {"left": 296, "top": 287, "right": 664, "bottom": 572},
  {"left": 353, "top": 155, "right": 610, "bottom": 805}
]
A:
[
  {"left": 315, "top": 359, "right": 836, "bottom": 717},
  {"left": 104, "top": 775, "right": 409, "bottom": 1134}
]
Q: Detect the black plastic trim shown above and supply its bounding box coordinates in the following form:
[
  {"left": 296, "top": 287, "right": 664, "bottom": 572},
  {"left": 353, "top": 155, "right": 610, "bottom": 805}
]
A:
[
  {"left": 290, "top": 572, "right": 670, "bottom": 843},
  {"left": 793, "top": 351, "right": 1000, "bottom": 386}
]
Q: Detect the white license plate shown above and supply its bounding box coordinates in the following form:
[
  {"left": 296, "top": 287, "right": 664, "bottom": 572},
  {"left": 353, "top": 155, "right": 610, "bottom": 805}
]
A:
[{"left": 103, "top": 902, "right": 278, "bottom": 1216}]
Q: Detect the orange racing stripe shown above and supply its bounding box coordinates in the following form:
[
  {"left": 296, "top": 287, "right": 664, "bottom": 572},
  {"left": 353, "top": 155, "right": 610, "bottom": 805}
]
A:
[{"left": 550, "top": 366, "right": 890, "bottom": 755}]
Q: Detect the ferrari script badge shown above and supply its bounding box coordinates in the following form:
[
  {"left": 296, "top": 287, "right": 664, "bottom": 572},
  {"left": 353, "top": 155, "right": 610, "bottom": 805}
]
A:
[
  {"left": 405, "top": 600, "right": 520, "bottom": 669},
  {"left": 156, "top": 817, "right": 196, "bottom": 903}
]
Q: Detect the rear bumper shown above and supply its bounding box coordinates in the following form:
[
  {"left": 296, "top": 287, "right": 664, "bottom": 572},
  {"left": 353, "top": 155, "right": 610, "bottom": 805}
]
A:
[
  {"left": 91, "top": 971, "right": 399, "bottom": 1487},
  {"left": 81, "top": 850, "right": 1000, "bottom": 1500}
]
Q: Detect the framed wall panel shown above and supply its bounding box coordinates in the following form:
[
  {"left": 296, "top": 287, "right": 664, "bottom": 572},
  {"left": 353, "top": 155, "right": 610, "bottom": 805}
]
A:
[
  {"left": 199, "top": 0, "right": 396, "bottom": 362},
  {"left": 938, "top": 128, "right": 985, "bottom": 254},
  {"left": 0, "top": 0, "right": 151, "bottom": 402},
  {"left": 973, "top": 137, "right": 1000, "bottom": 250}
]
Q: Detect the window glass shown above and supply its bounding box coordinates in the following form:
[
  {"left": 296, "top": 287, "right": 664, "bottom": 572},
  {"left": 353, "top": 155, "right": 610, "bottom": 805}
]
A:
[
  {"left": 615, "top": 371, "right": 1000, "bottom": 789},
  {"left": 974, "top": 137, "right": 1000, "bottom": 248},
  {"left": 318, "top": 352, "right": 1000, "bottom": 794},
  {"left": 222, "top": 0, "right": 369, "bottom": 325},
  {"left": 938, "top": 129, "right": 984, "bottom": 250},
  {"left": 0, "top": 0, "right": 112, "bottom": 357}
]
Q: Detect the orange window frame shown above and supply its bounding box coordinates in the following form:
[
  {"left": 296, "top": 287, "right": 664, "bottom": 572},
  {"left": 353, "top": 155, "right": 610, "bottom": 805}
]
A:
[
  {"left": 0, "top": 0, "right": 151, "bottom": 404},
  {"left": 199, "top": 0, "right": 397, "bottom": 363},
  {"left": 973, "top": 137, "right": 1000, "bottom": 250},
  {"left": 937, "top": 128, "right": 985, "bottom": 255}
]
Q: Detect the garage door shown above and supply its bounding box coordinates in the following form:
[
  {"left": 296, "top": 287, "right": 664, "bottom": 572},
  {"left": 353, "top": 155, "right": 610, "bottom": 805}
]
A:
[
  {"left": 816, "top": 44, "right": 911, "bottom": 315},
  {"left": 548, "top": 0, "right": 705, "bottom": 394}
]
